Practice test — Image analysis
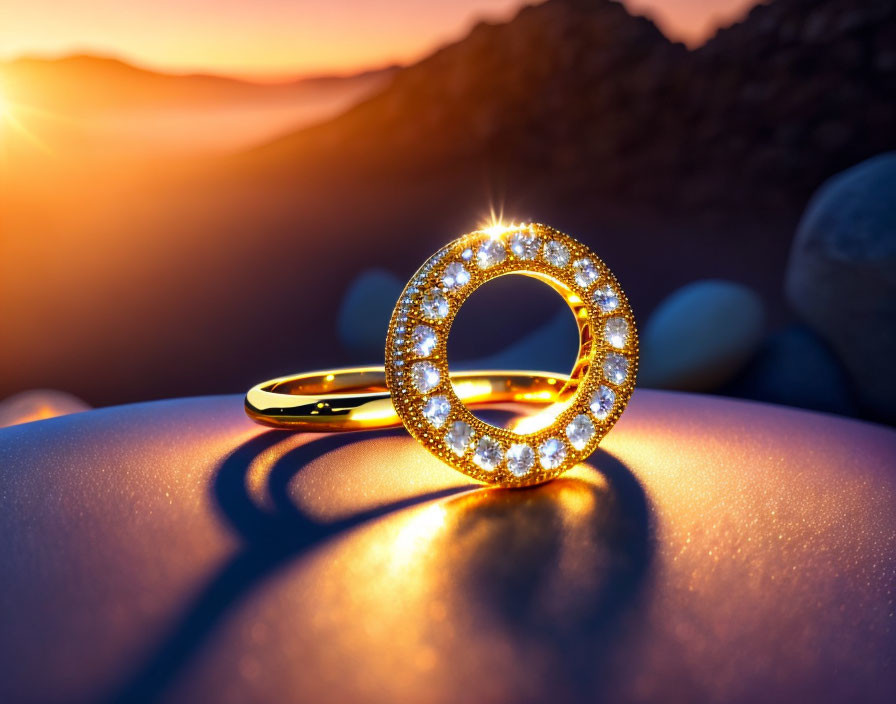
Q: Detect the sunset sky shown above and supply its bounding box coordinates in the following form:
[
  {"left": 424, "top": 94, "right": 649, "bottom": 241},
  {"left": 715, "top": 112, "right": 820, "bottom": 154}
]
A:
[{"left": 0, "top": 0, "right": 760, "bottom": 77}]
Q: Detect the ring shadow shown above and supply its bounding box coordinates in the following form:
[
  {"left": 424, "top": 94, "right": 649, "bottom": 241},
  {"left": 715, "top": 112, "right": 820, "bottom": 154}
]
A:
[
  {"left": 434, "top": 458, "right": 652, "bottom": 698},
  {"left": 101, "top": 428, "right": 652, "bottom": 703}
]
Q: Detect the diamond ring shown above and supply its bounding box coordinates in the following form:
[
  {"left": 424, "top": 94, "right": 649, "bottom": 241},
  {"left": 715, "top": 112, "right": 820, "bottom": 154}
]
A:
[{"left": 246, "top": 223, "right": 637, "bottom": 487}]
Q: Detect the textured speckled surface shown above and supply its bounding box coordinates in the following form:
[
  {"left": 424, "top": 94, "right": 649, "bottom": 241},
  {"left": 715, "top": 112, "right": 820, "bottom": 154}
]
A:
[{"left": 0, "top": 391, "right": 894, "bottom": 703}]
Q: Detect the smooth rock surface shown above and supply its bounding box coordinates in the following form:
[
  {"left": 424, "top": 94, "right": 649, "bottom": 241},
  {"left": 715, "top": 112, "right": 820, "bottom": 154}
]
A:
[
  {"left": 639, "top": 280, "right": 765, "bottom": 391},
  {"left": 786, "top": 152, "right": 896, "bottom": 421},
  {"left": 337, "top": 268, "right": 403, "bottom": 356},
  {"left": 1, "top": 393, "right": 894, "bottom": 703}
]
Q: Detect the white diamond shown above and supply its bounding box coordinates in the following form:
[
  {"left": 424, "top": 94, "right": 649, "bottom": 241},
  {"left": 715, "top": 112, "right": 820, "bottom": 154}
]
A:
[
  {"left": 412, "top": 325, "right": 437, "bottom": 356},
  {"left": 422, "top": 395, "right": 451, "bottom": 428},
  {"left": 472, "top": 436, "right": 503, "bottom": 471},
  {"left": 573, "top": 258, "right": 599, "bottom": 288},
  {"left": 461, "top": 248, "right": 473, "bottom": 261},
  {"left": 509, "top": 231, "right": 540, "bottom": 260},
  {"left": 538, "top": 437, "right": 567, "bottom": 469},
  {"left": 603, "top": 353, "right": 628, "bottom": 385},
  {"left": 506, "top": 443, "right": 535, "bottom": 477},
  {"left": 604, "top": 317, "right": 629, "bottom": 349},
  {"left": 565, "top": 414, "right": 595, "bottom": 451},
  {"left": 445, "top": 421, "right": 474, "bottom": 455},
  {"left": 476, "top": 239, "right": 506, "bottom": 269},
  {"left": 543, "top": 240, "right": 570, "bottom": 267},
  {"left": 441, "top": 261, "right": 470, "bottom": 290},
  {"left": 421, "top": 289, "right": 449, "bottom": 320},
  {"left": 411, "top": 361, "right": 440, "bottom": 393},
  {"left": 592, "top": 284, "right": 619, "bottom": 313},
  {"left": 590, "top": 385, "right": 616, "bottom": 420}
]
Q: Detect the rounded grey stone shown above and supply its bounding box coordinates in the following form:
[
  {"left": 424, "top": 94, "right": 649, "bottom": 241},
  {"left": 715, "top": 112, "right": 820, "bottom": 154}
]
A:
[
  {"left": 785, "top": 152, "right": 896, "bottom": 420},
  {"left": 639, "top": 280, "right": 765, "bottom": 391}
]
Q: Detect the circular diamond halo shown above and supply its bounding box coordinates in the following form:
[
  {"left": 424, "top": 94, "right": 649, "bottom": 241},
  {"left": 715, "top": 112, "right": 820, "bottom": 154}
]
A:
[{"left": 384, "top": 223, "right": 638, "bottom": 487}]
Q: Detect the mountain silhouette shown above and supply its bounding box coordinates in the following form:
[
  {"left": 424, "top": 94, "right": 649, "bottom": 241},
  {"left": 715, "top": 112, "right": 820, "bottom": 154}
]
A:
[
  {"left": 241, "top": 0, "right": 895, "bottom": 211},
  {"left": 3, "top": 0, "right": 895, "bottom": 405}
]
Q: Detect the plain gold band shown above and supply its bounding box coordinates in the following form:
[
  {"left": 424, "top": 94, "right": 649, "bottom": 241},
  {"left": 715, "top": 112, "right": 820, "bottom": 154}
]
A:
[{"left": 245, "top": 366, "right": 570, "bottom": 431}]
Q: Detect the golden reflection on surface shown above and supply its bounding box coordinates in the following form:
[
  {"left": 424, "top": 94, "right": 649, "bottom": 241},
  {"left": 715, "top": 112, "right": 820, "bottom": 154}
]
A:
[
  {"left": 385, "top": 473, "right": 605, "bottom": 575},
  {"left": 4, "top": 392, "right": 896, "bottom": 703},
  {"left": 192, "top": 469, "right": 643, "bottom": 704},
  {"left": 176, "top": 395, "right": 896, "bottom": 703},
  {"left": 387, "top": 502, "right": 448, "bottom": 571}
]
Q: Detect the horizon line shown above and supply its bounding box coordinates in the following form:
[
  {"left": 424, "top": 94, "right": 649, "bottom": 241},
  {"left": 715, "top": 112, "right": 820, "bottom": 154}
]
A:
[
  {"left": 0, "top": 1, "right": 751, "bottom": 84},
  {"left": 0, "top": 48, "right": 406, "bottom": 85}
]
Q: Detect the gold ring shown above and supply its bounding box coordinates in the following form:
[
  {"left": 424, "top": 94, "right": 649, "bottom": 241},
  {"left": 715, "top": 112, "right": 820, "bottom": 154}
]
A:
[
  {"left": 245, "top": 367, "right": 571, "bottom": 431},
  {"left": 246, "top": 222, "right": 637, "bottom": 487}
]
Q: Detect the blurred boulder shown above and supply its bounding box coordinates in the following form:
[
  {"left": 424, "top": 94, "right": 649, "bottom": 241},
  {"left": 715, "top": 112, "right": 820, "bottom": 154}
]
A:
[
  {"left": 337, "top": 269, "right": 403, "bottom": 357},
  {"left": 639, "top": 280, "right": 765, "bottom": 391},
  {"left": 0, "top": 390, "right": 90, "bottom": 428},
  {"left": 458, "top": 311, "right": 578, "bottom": 374},
  {"left": 722, "top": 325, "right": 856, "bottom": 416},
  {"left": 786, "top": 152, "right": 896, "bottom": 421}
]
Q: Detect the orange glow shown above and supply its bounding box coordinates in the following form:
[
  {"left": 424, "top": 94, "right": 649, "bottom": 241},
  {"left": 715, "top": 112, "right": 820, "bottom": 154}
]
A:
[
  {"left": 477, "top": 217, "right": 533, "bottom": 239},
  {"left": 0, "top": 390, "right": 90, "bottom": 428},
  {"left": 477, "top": 203, "right": 534, "bottom": 238},
  {"left": 4, "top": 389, "right": 895, "bottom": 701},
  {"left": 450, "top": 379, "right": 495, "bottom": 403},
  {"left": 0, "top": 91, "right": 53, "bottom": 155},
  {"left": 0, "top": 2, "right": 761, "bottom": 78},
  {"left": 510, "top": 402, "right": 567, "bottom": 434},
  {"left": 10, "top": 405, "right": 59, "bottom": 424},
  {"left": 0, "top": 1, "right": 525, "bottom": 77},
  {"left": 387, "top": 502, "right": 448, "bottom": 570},
  {"left": 348, "top": 399, "right": 402, "bottom": 424},
  {"left": 513, "top": 390, "right": 555, "bottom": 402}
]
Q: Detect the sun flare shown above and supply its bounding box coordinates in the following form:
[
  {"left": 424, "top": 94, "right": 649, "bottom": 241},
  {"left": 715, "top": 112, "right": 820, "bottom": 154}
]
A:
[{"left": 0, "top": 90, "right": 53, "bottom": 155}]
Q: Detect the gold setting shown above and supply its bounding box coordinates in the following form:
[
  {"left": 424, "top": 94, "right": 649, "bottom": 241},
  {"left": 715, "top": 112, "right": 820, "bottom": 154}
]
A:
[{"left": 385, "top": 223, "right": 638, "bottom": 488}]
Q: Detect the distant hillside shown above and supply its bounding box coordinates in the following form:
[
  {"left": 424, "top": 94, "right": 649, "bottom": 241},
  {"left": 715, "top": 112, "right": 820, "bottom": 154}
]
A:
[
  {"left": 0, "top": 54, "right": 400, "bottom": 157},
  {"left": 245, "top": 0, "right": 895, "bottom": 211},
  {"left": 0, "top": 54, "right": 399, "bottom": 112}
]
